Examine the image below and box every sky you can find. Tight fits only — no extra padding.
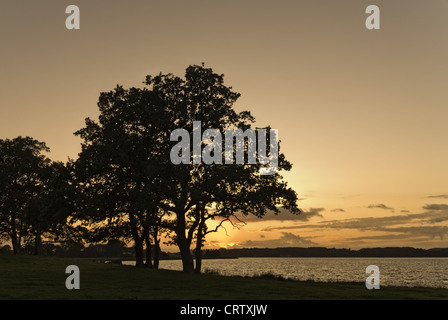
[1,0,448,250]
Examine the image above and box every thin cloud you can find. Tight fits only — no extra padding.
[427,194,448,199]
[367,204,394,211]
[380,226,448,240]
[262,208,448,232]
[237,232,317,248]
[238,207,324,222]
[330,208,345,212]
[423,204,448,211]
[348,226,448,241]
[347,234,424,242]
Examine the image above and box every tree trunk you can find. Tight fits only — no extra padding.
[195,239,203,274]
[195,206,205,274]
[179,240,194,273]
[129,213,145,267]
[144,232,153,268]
[176,210,194,273]
[10,213,20,254]
[134,238,145,267]
[34,224,43,255]
[153,225,160,269]
[34,232,42,255]
[10,232,20,254]
[154,238,160,269]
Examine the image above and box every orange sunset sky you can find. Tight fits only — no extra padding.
[1,1,448,250]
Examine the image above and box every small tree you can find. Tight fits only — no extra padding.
[29,161,75,255]
[0,136,50,253]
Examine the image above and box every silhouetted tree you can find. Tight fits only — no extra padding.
[73,85,168,267]
[29,161,77,255]
[143,64,300,273]
[0,137,50,253]
[74,64,300,273]
[189,131,300,273]
[0,137,75,255]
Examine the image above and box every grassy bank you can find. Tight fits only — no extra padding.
[0,255,447,300]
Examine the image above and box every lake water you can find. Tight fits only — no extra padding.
[126,257,448,289]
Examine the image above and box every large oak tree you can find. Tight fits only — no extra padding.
[74,64,300,273]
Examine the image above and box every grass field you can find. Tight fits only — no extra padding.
[1,254,447,300]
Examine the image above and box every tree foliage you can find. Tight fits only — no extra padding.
[74,64,300,273]
[0,137,72,254]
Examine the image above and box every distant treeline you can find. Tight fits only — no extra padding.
[0,241,176,260]
[205,247,448,258]
[2,244,447,259]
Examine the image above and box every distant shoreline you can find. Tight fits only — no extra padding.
[211,246,448,258]
[70,246,448,262]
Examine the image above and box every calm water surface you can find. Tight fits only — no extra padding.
[138,257,448,288]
